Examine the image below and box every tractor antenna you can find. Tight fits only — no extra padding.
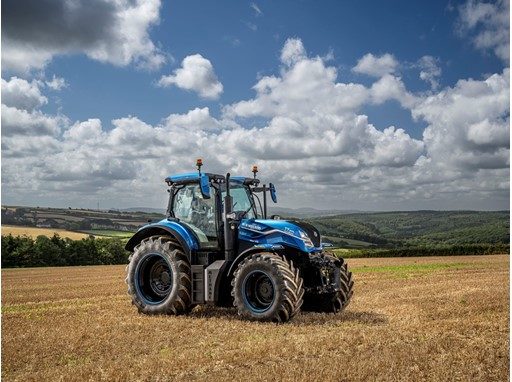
[196,158,203,175]
[252,165,258,179]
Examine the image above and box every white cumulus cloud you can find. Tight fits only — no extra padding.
[456,0,510,61]
[413,69,510,171]
[280,38,307,66]
[158,54,224,100]
[2,0,166,73]
[352,53,399,77]
[1,77,47,111]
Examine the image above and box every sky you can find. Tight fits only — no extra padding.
[1,0,510,211]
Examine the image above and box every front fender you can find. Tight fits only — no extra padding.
[125,219,199,257]
[226,243,285,281]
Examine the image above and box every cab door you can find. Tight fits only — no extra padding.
[172,183,219,249]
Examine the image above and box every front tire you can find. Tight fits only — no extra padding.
[125,236,192,315]
[231,253,304,322]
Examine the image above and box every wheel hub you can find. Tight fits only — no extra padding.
[161,271,171,285]
[243,271,275,312]
[135,254,173,304]
[256,278,273,302]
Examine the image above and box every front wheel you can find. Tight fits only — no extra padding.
[125,236,192,315]
[231,253,304,322]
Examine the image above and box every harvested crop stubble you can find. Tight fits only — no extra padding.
[1,255,509,381]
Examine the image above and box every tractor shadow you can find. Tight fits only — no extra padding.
[296,310,388,326]
[188,306,388,326]
[188,306,240,320]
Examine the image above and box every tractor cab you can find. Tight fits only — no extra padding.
[164,161,277,255]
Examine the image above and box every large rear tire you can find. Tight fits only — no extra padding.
[303,254,354,313]
[126,236,192,315]
[231,253,304,323]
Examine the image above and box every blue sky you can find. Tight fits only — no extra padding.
[41,0,504,133]
[1,0,510,210]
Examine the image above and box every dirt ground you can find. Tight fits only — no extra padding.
[2,255,509,381]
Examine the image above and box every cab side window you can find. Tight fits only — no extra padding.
[173,184,217,245]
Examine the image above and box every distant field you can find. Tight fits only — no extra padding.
[79,229,133,238]
[1,226,133,240]
[324,235,375,247]
[2,255,508,381]
[3,206,508,251]
[1,225,89,240]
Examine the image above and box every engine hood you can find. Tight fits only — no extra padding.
[283,220,322,247]
[240,219,321,248]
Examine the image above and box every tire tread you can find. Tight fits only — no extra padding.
[231,252,304,323]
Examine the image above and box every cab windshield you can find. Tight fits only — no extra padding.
[222,184,257,219]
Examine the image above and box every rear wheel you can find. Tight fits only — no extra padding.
[125,236,192,315]
[232,253,304,322]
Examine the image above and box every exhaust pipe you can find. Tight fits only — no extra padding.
[224,173,235,261]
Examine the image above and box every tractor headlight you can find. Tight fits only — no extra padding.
[299,230,314,247]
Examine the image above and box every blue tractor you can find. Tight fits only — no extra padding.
[125,160,353,322]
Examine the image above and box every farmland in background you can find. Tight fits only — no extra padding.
[1,206,509,268]
[2,206,508,247]
[75,230,133,238]
[1,225,135,240]
[2,255,508,381]
[305,210,509,248]
[1,205,163,237]
[1,225,90,240]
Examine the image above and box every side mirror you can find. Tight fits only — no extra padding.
[199,174,211,199]
[269,183,277,203]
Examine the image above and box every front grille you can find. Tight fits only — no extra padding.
[287,220,321,247]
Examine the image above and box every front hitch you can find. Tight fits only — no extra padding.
[301,252,354,313]
[304,253,342,294]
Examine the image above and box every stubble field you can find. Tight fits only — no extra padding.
[2,255,509,381]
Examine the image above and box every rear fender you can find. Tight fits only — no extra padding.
[125,221,199,260]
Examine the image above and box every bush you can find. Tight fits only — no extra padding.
[1,234,130,268]
[2,234,509,268]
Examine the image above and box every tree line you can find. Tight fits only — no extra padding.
[2,234,129,268]
[2,234,509,268]
[338,244,510,258]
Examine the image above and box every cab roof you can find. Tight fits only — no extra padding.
[165,172,223,185]
[165,173,259,186]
